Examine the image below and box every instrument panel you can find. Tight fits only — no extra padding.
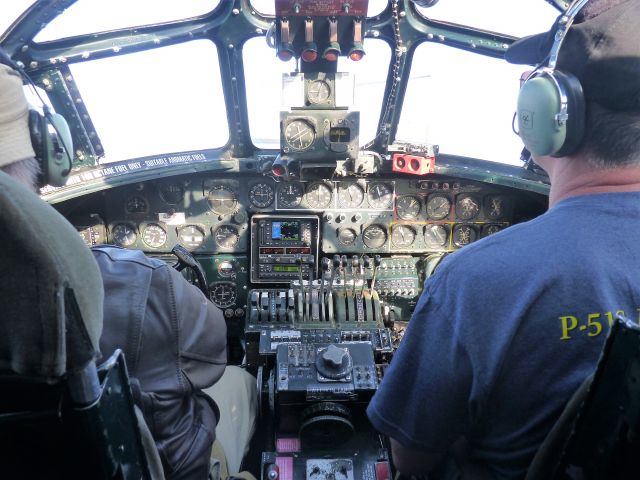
[65,171,545,321]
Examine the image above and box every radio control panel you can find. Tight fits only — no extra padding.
[250,214,320,283]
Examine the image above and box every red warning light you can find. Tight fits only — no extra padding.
[302,47,318,62]
[349,48,365,61]
[272,163,287,177]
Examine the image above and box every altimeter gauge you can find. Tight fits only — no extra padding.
[284,119,315,151]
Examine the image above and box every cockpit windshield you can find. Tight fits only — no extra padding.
[0,0,559,181]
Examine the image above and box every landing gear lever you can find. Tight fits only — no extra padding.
[172,244,209,297]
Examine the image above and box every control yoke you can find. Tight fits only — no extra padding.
[171,244,209,298]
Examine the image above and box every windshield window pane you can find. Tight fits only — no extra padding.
[417,0,558,37]
[69,40,227,163]
[397,42,525,165]
[244,37,390,149]
[0,0,35,38]
[35,0,221,42]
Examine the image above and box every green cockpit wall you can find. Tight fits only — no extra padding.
[1,0,566,174]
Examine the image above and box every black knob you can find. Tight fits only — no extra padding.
[322,257,331,271]
[374,255,382,267]
[363,255,371,268]
[341,255,348,268]
[322,344,348,368]
[351,255,359,268]
[332,254,341,269]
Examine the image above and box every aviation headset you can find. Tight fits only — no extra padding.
[516,0,589,158]
[0,48,73,187]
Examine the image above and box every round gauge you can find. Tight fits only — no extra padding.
[338,183,364,208]
[217,260,235,277]
[249,182,275,208]
[110,223,137,247]
[425,224,449,248]
[455,195,481,220]
[362,224,388,249]
[395,195,421,220]
[305,182,333,209]
[486,195,506,219]
[453,224,477,247]
[214,225,240,249]
[207,185,238,215]
[426,195,451,220]
[284,119,315,151]
[177,225,205,249]
[338,227,357,246]
[210,283,237,308]
[367,183,394,209]
[142,223,167,249]
[307,80,331,105]
[391,225,416,248]
[125,195,148,214]
[484,224,504,236]
[159,183,184,205]
[278,183,304,208]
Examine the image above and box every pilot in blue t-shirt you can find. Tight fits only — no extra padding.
[367,192,640,478]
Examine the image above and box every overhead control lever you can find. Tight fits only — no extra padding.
[172,244,209,297]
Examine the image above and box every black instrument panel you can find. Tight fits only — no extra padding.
[64,172,546,321]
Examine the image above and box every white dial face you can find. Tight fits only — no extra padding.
[142,223,167,249]
[284,119,315,151]
[307,80,331,104]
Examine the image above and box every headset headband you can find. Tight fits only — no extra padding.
[548,0,590,69]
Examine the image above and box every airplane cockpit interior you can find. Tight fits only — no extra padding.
[6,0,626,479]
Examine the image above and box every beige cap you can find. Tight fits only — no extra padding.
[0,64,36,168]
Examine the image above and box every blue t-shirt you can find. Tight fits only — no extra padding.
[367,192,640,479]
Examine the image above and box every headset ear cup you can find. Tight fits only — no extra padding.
[552,70,585,157]
[28,109,47,183]
[45,112,73,187]
[517,75,567,157]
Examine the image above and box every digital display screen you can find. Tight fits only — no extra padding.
[273,265,300,272]
[271,221,300,241]
[260,247,285,254]
[286,247,310,254]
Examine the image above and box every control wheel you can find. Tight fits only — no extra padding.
[299,402,354,448]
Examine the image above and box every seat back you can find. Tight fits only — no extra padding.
[0,172,157,479]
[527,315,640,479]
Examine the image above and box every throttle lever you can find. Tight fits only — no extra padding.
[172,244,209,298]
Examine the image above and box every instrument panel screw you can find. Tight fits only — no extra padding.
[232,8,240,15]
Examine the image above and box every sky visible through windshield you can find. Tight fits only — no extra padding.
[1,0,558,167]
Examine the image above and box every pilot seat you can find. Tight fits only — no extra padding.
[0,171,163,479]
